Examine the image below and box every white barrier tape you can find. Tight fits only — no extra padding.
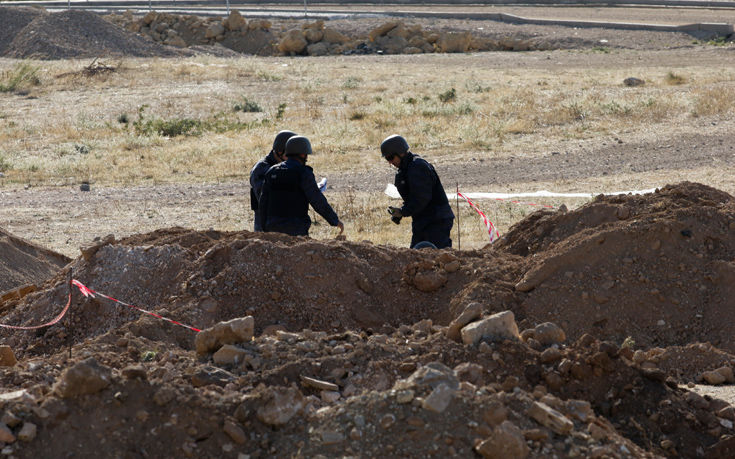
[384,184,657,201]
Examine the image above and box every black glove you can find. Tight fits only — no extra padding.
[387,206,403,217]
[391,215,402,225]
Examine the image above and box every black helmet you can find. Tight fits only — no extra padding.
[285,136,312,156]
[272,130,297,153]
[380,134,409,158]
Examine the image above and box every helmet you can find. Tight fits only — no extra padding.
[285,136,312,156]
[272,130,297,153]
[380,134,409,158]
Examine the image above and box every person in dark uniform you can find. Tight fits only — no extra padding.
[258,135,344,237]
[249,130,297,231]
[381,134,454,249]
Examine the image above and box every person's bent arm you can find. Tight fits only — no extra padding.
[301,168,340,226]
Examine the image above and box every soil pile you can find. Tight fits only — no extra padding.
[2,9,184,59]
[0,181,734,457]
[0,227,70,296]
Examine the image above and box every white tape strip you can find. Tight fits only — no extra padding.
[384,184,657,200]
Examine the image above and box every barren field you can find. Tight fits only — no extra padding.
[0,5,735,459]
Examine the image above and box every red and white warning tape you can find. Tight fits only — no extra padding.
[0,280,200,333]
[457,192,501,242]
[71,280,201,332]
[0,289,72,330]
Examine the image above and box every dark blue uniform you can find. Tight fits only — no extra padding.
[395,152,454,249]
[249,151,280,231]
[258,158,340,236]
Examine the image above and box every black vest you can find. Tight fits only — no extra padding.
[265,164,309,219]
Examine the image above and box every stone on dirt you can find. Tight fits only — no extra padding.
[256,386,305,426]
[195,316,254,355]
[0,345,17,367]
[528,401,573,435]
[52,357,112,398]
[476,420,530,459]
[446,302,483,342]
[461,311,519,345]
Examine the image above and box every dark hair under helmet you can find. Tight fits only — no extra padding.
[272,130,297,153]
[380,135,409,158]
[285,136,313,157]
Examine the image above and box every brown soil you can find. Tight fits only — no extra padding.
[2,6,735,459]
[1,182,735,458]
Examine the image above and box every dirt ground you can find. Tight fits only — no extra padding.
[1,6,735,459]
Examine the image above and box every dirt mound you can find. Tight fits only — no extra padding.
[494,182,735,352]
[2,9,184,59]
[1,181,735,457]
[0,227,70,296]
[0,6,46,56]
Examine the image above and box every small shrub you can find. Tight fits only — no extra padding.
[0,62,40,93]
[141,350,157,362]
[349,111,366,121]
[404,97,417,104]
[706,36,728,46]
[342,76,362,89]
[117,113,129,124]
[0,154,11,172]
[665,72,685,85]
[591,46,610,53]
[233,97,263,113]
[276,103,287,120]
[621,336,635,349]
[438,88,456,103]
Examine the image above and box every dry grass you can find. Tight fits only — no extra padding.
[0,55,733,187]
[0,52,734,251]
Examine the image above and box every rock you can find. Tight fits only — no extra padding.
[17,422,37,442]
[278,29,308,55]
[322,27,349,44]
[306,42,329,56]
[461,311,519,346]
[223,420,246,444]
[369,21,401,41]
[454,362,484,386]
[301,375,339,392]
[121,365,147,380]
[475,421,529,459]
[528,401,573,435]
[224,10,246,31]
[702,370,727,385]
[540,347,562,364]
[190,367,235,387]
[0,424,15,443]
[53,358,112,398]
[533,322,566,346]
[205,23,225,39]
[715,366,735,383]
[213,344,248,366]
[624,77,645,86]
[422,383,454,413]
[436,32,472,53]
[0,346,17,367]
[195,316,254,355]
[588,422,609,441]
[321,390,340,403]
[80,234,115,261]
[1,412,20,428]
[256,387,304,426]
[394,362,459,391]
[446,302,483,341]
[412,270,447,292]
[566,400,593,422]
[303,23,324,43]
